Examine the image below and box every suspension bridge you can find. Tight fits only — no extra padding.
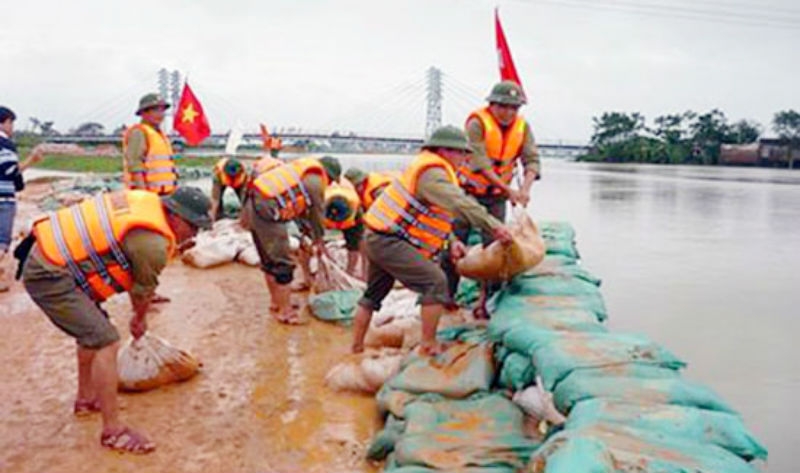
[47,68,590,158]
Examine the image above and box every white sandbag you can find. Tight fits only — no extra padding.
[325,349,404,393]
[512,378,566,425]
[312,253,365,293]
[372,289,418,326]
[364,317,421,350]
[237,245,261,267]
[117,334,201,392]
[457,208,546,281]
[182,219,257,268]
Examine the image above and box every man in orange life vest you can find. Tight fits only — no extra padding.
[19,187,211,454]
[445,80,541,317]
[122,94,179,196]
[323,176,365,276]
[243,155,341,324]
[351,126,513,356]
[210,157,248,221]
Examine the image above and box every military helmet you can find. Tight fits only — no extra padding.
[162,187,212,230]
[223,158,244,177]
[319,155,342,181]
[344,167,368,186]
[421,125,473,153]
[136,93,171,116]
[486,80,526,106]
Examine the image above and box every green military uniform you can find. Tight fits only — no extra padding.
[359,128,502,311]
[123,127,149,185]
[22,231,169,349]
[245,171,329,283]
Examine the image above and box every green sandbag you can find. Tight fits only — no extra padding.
[393,395,539,472]
[367,414,406,461]
[539,221,576,242]
[526,332,686,391]
[566,399,768,460]
[488,298,606,342]
[495,351,536,391]
[388,466,515,473]
[307,289,360,323]
[455,278,481,308]
[553,372,735,414]
[528,424,758,473]
[508,274,602,297]
[494,283,608,322]
[522,258,602,286]
[567,364,681,380]
[377,338,496,418]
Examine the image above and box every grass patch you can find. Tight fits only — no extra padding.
[29,154,221,173]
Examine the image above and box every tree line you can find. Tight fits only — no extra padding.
[579,109,800,166]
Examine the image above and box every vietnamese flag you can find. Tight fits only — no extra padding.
[495,8,526,97]
[173,82,210,146]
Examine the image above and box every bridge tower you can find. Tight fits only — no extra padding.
[425,67,442,139]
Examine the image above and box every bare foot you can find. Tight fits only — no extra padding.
[273,310,306,325]
[269,299,302,313]
[351,342,364,354]
[418,341,447,357]
[100,426,156,454]
[73,398,101,417]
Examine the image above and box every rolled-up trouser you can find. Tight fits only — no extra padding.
[243,194,295,284]
[357,230,449,311]
[443,195,508,300]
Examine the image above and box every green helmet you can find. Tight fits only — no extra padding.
[223,158,244,177]
[422,125,473,153]
[319,155,342,181]
[344,167,368,186]
[136,93,170,115]
[486,80,526,106]
[162,187,212,230]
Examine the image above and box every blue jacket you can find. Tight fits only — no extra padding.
[0,133,23,199]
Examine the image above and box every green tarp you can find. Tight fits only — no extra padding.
[308,289,360,323]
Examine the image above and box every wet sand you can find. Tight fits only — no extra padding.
[0,261,382,473]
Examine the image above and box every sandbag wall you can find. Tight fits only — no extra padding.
[368,221,767,473]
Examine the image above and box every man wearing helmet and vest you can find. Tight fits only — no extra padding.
[122,94,179,196]
[343,167,399,211]
[323,176,364,276]
[244,155,342,324]
[445,80,541,318]
[210,157,248,221]
[351,126,513,356]
[19,187,211,455]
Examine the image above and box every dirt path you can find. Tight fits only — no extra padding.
[0,262,381,473]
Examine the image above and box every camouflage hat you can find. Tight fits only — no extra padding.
[421,125,474,153]
[162,187,212,230]
[344,167,367,186]
[136,93,171,116]
[319,155,342,181]
[486,80,526,106]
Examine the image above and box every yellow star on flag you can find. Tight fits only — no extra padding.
[181,103,199,124]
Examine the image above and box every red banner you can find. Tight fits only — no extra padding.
[173,82,210,146]
[495,8,525,96]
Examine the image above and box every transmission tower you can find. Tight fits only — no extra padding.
[425,67,442,139]
[157,68,170,105]
[170,70,182,111]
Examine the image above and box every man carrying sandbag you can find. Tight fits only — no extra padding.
[210,157,248,221]
[19,187,211,454]
[244,155,341,324]
[445,80,541,318]
[351,126,512,356]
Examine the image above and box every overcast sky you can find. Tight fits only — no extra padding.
[1,0,798,142]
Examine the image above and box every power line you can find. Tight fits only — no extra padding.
[509,0,800,29]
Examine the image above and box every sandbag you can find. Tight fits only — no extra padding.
[457,209,545,282]
[527,424,758,473]
[566,399,768,460]
[325,348,404,394]
[512,383,566,425]
[495,349,536,391]
[365,317,421,350]
[181,219,255,268]
[488,298,606,342]
[393,395,539,472]
[117,334,201,391]
[552,372,735,414]
[312,252,364,293]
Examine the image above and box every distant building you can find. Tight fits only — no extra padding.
[720,139,797,168]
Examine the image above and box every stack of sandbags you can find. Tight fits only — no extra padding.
[117,334,201,391]
[181,219,258,268]
[325,348,404,394]
[457,208,545,281]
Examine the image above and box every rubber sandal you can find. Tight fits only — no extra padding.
[100,427,155,454]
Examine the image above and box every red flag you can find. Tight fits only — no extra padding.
[495,8,525,96]
[173,82,210,146]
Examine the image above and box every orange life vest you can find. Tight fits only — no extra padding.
[251,156,283,177]
[364,151,458,258]
[458,107,526,197]
[122,122,178,196]
[213,158,248,189]
[33,190,177,302]
[251,157,329,221]
[359,171,400,210]
[324,178,361,230]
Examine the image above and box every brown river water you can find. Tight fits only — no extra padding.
[1,157,796,472]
